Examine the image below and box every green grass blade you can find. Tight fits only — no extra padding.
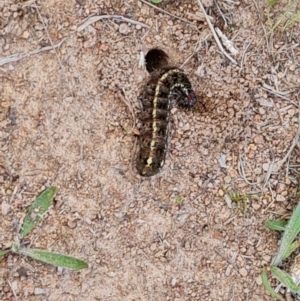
[268,0,277,6]
[283,241,300,260]
[267,0,298,34]
[19,248,88,270]
[271,266,300,295]
[282,10,300,30]
[261,269,283,300]
[265,219,287,231]
[272,201,300,266]
[0,250,8,261]
[20,187,57,237]
[151,0,163,3]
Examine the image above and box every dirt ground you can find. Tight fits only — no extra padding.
[1,0,300,300]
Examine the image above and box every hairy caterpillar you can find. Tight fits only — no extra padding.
[136,49,197,177]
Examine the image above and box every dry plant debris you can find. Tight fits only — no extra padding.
[0,0,300,300]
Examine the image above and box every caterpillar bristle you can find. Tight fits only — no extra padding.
[145,48,169,73]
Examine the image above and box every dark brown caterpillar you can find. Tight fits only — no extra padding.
[136,49,197,177]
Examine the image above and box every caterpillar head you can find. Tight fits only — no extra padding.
[187,90,197,107]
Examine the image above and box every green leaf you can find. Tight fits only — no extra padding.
[268,0,277,6]
[271,266,300,295]
[283,240,300,260]
[20,187,57,237]
[261,268,283,300]
[11,243,20,253]
[151,0,163,3]
[0,250,8,261]
[265,219,287,231]
[19,248,88,270]
[272,201,300,266]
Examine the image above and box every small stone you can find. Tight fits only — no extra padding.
[98,44,109,51]
[22,31,30,39]
[252,203,260,210]
[136,24,142,30]
[276,183,286,194]
[256,275,262,285]
[119,23,129,34]
[57,266,63,274]
[65,97,74,103]
[239,267,248,277]
[253,114,261,122]
[247,151,255,159]
[218,189,224,197]
[23,283,34,294]
[288,109,295,116]
[10,4,18,11]
[34,288,45,295]
[183,123,190,131]
[11,281,18,291]
[67,220,77,229]
[224,176,231,184]
[171,277,177,286]
[277,72,285,79]
[1,201,11,215]
[276,194,285,202]
[3,286,10,293]
[150,243,156,251]
[263,255,271,262]
[254,135,264,144]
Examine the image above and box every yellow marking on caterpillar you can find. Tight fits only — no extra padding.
[146,157,153,166]
[170,83,188,96]
[160,69,180,81]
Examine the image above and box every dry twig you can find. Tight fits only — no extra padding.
[238,155,259,186]
[7,280,19,301]
[262,83,297,106]
[77,15,150,32]
[139,0,198,29]
[215,27,239,55]
[118,89,136,131]
[0,38,67,67]
[264,98,300,178]
[34,2,65,72]
[195,0,238,65]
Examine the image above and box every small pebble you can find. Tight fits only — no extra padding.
[239,267,248,277]
[67,220,77,229]
[22,31,30,39]
[224,176,231,184]
[3,286,10,293]
[1,201,11,216]
[276,194,285,202]
[119,23,129,35]
[34,288,45,295]
[276,183,286,194]
[150,243,156,251]
[256,275,262,285]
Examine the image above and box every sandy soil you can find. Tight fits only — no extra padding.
[1,0,300,300]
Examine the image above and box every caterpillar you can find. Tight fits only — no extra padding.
[136,49,197,177]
